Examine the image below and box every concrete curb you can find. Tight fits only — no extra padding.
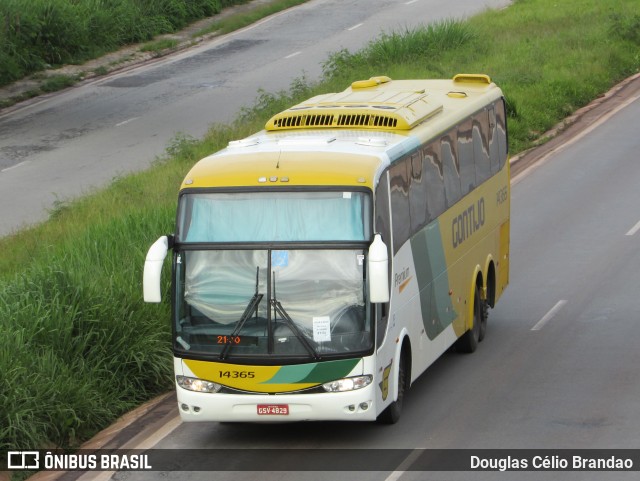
[23,392,178,481]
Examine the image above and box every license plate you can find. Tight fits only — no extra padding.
[257,404,289,415]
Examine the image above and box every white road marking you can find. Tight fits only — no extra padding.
[531,300,568,331]
[348,23,363,31]
[405,0,420,4]
[133,414,182,450]
[626,219,640,236]
[384,449,424,481]
[115,117,139,127]
[1,160,30,173]
[284,51,301,59]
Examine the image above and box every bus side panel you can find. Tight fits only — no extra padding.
[377,240,422,393]
[410,222,456,341]
[375,159,509,407]
[437,165,510,331]
[498,219,510,301]
[374,238,459,414]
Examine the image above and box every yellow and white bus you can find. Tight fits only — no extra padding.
[144,74,509,423]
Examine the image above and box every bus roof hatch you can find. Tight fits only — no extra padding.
[265,77,443,132]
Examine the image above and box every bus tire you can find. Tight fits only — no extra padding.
[478,295,489,342]
[378,349,408,424]
[456,285,481,353]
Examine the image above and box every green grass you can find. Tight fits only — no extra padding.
[1,0,639,452]
[0,0,258,86]
[194,0,310,37]
[39,74,80,92]
[140,38,180,54]
[92,66,109,76]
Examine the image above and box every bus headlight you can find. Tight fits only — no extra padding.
[176,375,222,393]
[322,375,372,393]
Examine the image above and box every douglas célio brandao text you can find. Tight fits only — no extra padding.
[470,454,634,471]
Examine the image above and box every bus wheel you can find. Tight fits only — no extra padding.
[378,351,407,424]
[478,294,489,342]
[456,285,481,353]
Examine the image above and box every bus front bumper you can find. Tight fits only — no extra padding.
[176,383,378,422]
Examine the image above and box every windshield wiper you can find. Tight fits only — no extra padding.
[270,271,320,360]
[220,267,263,360]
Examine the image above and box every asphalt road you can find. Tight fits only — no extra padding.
[0,0,509,236]
[76,83,640,481]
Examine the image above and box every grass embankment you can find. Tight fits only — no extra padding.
[0,0,255,86]
[194,0,311,37]
[1,0,639,453]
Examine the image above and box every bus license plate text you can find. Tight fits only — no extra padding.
[257,404,289,415]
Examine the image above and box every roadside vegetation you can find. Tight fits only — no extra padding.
[0,0,313,110]
[0,0,254,86]
[1,0,639,455]
[194,0,310,36]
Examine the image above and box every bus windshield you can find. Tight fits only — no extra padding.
[174,249,372,360]
[177,191,370,243]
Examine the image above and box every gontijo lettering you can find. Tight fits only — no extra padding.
[452,198,485,248]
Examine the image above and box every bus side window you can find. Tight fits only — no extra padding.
[374,172,391,349]
[473,110,491,184]
[488,106,500,175]
[457,119,475,195]
[389,158,411,254]
[375,173,391,247]
[409,150,428,232]
[496,99,508,169]
[441,133,462,208]
[423,141,446,223]
[376,302,389,350]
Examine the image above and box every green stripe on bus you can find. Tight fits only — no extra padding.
[262,358,360,384]
[410,221,457,340]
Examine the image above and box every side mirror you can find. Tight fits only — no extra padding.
[143,236,170,303]
[368,233,390,303]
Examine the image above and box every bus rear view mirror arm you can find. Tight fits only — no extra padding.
[143,235,173,303]
[368,233,390,304]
